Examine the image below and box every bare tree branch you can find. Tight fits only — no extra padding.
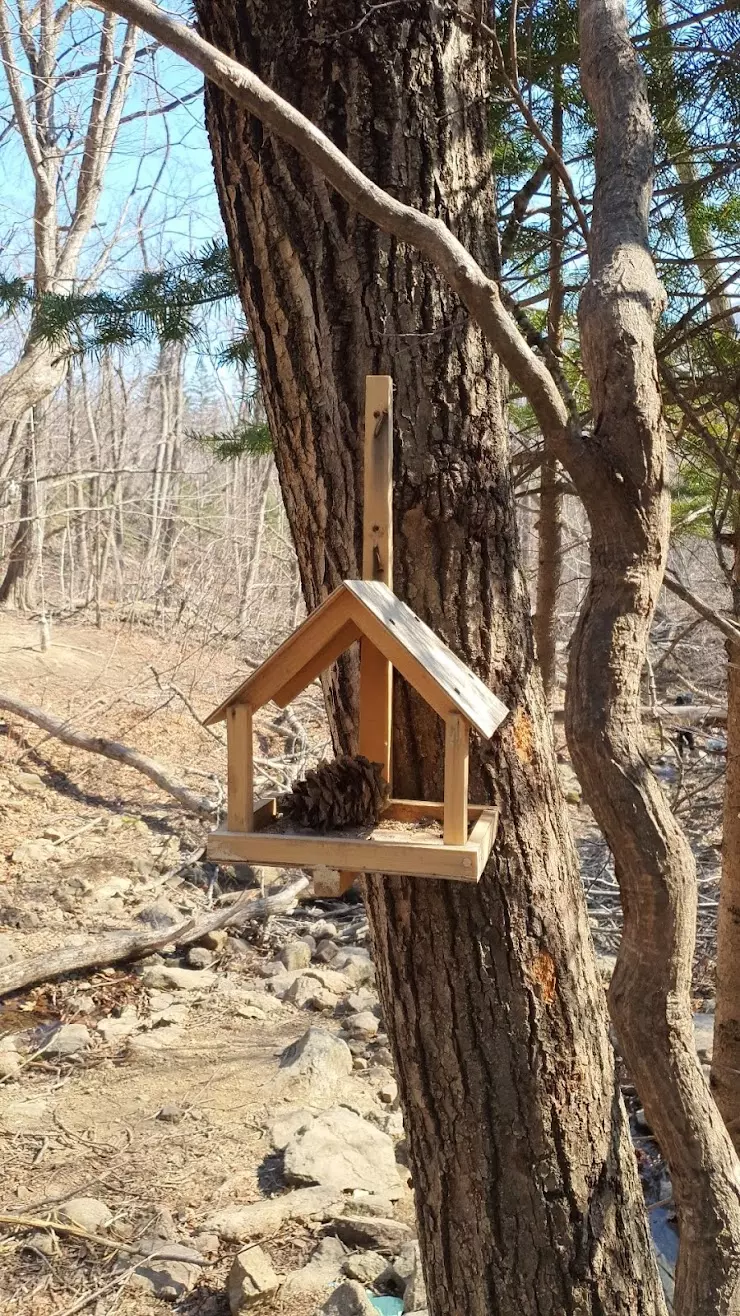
[0,689,218,816]
[663,570,740,644]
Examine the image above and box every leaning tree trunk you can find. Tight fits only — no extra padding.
[713,543,740,1147]
[567,0,740,1310]
[197,4,664,1312]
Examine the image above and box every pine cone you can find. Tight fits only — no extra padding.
[279,754,390,831]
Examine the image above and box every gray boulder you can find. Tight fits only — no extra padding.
[332,948,375,987]
[283,1106,401,1198]
[282,1235,346,1295]
[43,1023,91,1057]
[141,965,216,991]
[207,1186,339,1242]
[61,1197,113,1232]
[318,1280,378,1316]
[344,1011,379,1041]
[342,1250,388,1284]
[280,940,312,971]
[328,1215,414,1254]
[134,899,182,929]
[227,1245,280,1312]
[278,1027,353,1103]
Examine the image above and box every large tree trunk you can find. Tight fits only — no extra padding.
[567,0,740,1310]
[196,4,664,1311]
[0,429,33,606]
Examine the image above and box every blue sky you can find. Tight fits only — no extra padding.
[0,9,223,286]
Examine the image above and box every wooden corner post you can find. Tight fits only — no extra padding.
[227,702,254,832]
[358,375,393,781]
[444,713,469,845]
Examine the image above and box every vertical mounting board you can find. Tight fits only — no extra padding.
[359,375,394,783]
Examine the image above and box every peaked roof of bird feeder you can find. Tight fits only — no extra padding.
[205,578,508,740]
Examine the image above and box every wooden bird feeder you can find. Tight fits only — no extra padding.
[205,377,508,892]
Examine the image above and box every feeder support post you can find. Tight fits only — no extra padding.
[359,375,393,784]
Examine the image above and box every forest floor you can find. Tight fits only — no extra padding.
[0,612,724,1314]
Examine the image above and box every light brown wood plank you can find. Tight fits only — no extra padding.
[227,703,253,831]
[345,579,508,740]
[467,806,499,869]
[359,638,393,780]
[204,586,354,722]
[383,799,485,823]
[362,375,393,584]
[443,713,469,845]
[273,620,361,707]
[207,827,480,881]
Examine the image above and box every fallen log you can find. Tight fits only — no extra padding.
[0,690,219,817]
[552,703,727,726]
[0,875,309,998]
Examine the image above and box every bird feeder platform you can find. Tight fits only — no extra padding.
[204,377,508,891]
[208,793,500,884]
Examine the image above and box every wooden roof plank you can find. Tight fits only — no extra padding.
[205,579,509,740]
[273,620,362,707]
[344,580,508,739]
[203,586,353,723]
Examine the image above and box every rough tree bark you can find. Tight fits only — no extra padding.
[192,5,663,1313]
[534,72,565,702]
[713,541,740,1147]
[567,0,740,1310]
[645,0,740,1154]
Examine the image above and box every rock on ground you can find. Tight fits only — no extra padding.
[227,1245,280,1312]
[187,946,214,969]
[141,965,216,991]
[134,899,182,929]
[280,940,312,971]
[318,1280,379,1316]
[268,1108,316,1150]
[328,1215,414,1254]
[283,1106,401,1198]
[342,1250,388,1284]
[128,1258,200,1300]
[344,1011,379,1041]
[42,1023,91,1057]
[61,1197,113,1232]
[0,1037,21,1079]
[207,1186,339,1242]
[277,1027,353,1104]
[332,948,375,987]
[97,1006,138,1043]
[286,976,338,1011]
[282,1235,347,1296]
